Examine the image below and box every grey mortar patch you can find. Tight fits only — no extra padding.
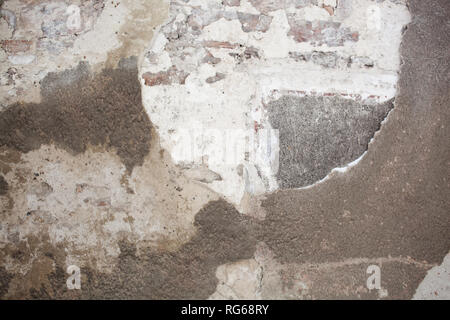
[0,175,8,195]
[0,57,152,174]
[267,95,393,189]
[257,0,450,299]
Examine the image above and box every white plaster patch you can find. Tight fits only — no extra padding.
[413,253,450,300]
[141,0,411,206]
[209,259,263,300]
[8,54,35,65]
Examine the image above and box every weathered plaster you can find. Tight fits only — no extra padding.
[0,0,448,300]
[0,59,217,275]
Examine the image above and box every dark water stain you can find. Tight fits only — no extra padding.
[0,57,152,173]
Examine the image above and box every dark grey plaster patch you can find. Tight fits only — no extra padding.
[0,175,7,195]
[267,95,393,189]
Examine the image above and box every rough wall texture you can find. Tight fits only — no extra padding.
[0,0,449,300]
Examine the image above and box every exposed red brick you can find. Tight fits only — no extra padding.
[237,13,273,33]
[0,40,32,53]
[142,66,189,86]
[287,19,359,46]
[288,22,312,43]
